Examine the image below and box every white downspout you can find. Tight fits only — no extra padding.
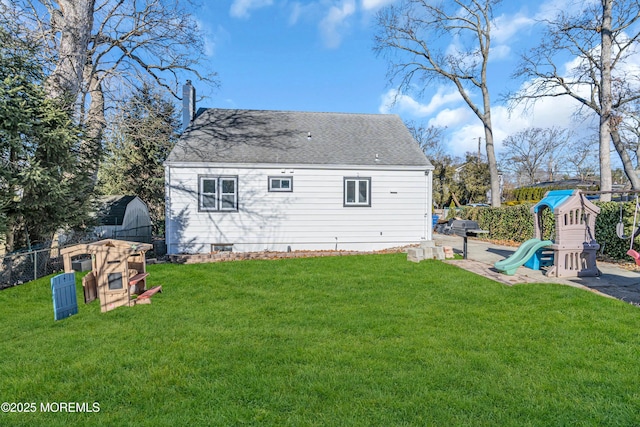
[426,169,433,241]
[164,165,171,254]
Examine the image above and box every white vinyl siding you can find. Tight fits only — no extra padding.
[167,166,429,254]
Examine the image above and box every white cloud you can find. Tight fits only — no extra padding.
[378,82,591,159]
[429,107,474,129]
[230,0,273,19]
[319,0,356,49]
[288,1,324,26]
[379,87,463,116]
[492,13,535,45]
[195,20,230,57]
[289,2,303,25]
[490,44,511,60]
[442,94,589,158]
[486,12,535,62]
[444,123,486,157]
[533,0,598,21]
[361,0,396,11]
[563,31,640,80]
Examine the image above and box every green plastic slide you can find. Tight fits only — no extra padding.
[494,238,553,276]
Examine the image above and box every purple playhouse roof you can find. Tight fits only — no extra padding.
[532,190,575,213]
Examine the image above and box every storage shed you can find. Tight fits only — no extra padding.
[94,195,152,243]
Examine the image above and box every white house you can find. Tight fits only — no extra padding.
[164,84,434,254]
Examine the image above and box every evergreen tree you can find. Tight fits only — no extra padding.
[97,84,179,234]
[0,22,91,251]
[452,154,491,205]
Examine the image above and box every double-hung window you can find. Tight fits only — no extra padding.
[344,177,371,207]
[199,176,238,211]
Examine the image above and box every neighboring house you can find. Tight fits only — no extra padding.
[163,83,434,254]
[93,195,152,243]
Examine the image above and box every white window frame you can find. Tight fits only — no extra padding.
[344,177,371,207]
[219,177,238,211]
[268,176,293,192]
[199,176,238,212]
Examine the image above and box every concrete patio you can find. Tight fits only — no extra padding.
[433,233,640,306]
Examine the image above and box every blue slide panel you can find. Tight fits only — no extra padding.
[494,239,553,276]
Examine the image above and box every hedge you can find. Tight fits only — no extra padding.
[449,202,640,262]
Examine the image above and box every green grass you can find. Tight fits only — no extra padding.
[1,253,639,426]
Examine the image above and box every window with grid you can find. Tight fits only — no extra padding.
[199,176,238,211]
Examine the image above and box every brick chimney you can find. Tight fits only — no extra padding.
[182,80,196,132]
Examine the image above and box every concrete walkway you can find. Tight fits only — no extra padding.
[433,233,640,306]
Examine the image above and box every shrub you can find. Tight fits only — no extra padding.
[454,201,638,261]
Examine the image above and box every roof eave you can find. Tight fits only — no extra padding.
[164,161,433,171]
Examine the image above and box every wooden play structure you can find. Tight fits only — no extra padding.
[61,239,162,313]
[531,190,600,277]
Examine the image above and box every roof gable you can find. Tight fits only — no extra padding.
[166,109,431,168]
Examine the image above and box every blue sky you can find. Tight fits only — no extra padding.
[191,0,639,158]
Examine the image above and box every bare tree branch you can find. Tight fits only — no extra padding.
[374,0,503,206]
[509,0,640,197]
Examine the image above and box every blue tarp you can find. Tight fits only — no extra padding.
[532,189,575,213]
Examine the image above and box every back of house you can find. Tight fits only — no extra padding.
[164,99,433,254]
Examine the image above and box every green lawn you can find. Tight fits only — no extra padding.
[1,253,639,426]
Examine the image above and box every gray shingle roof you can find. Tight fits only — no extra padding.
[166,108,432,167]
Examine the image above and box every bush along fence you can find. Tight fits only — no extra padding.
[451,201,640,261]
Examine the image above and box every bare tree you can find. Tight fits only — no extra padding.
[39,0,96,105]
[406,122,458,208]
[618,99,640,167]
[564,137,599,182]
[374,0,503,207]
[405,121,447,159]
[510,0,640,201]
[12,0,217,182]
[500,127,569,185]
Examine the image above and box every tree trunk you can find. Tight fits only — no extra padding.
[599,0,614,201]
[481,88,501,207]
[611,128,640,188]
[5,218,16,254]
[45,0,95,105]
[484,126,501,206]
[81,71,106,185]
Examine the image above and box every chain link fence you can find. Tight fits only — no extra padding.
[0,247,64,290]
[94,225,152,244]
[0,233,166,290]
